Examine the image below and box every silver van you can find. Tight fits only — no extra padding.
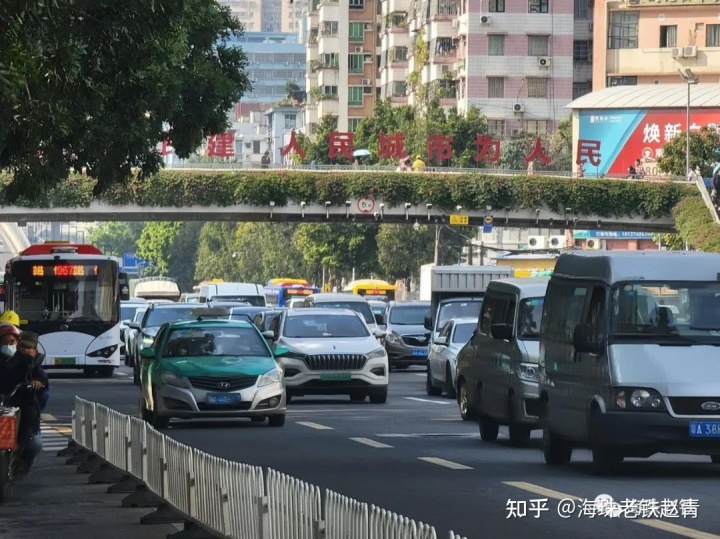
[455,278,548,444]
[540,251,720,474]
[300,293,384,337]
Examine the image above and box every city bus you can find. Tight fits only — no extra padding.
[265,278,320,307]
[2,243,129,377]
[342,279,396,302]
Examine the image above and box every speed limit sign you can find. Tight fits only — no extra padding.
[357,195,375,214]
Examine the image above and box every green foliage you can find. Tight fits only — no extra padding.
[300,114,340,164]
[137,222,202,291]
[658,127,720,178]
[87,222,145,257]
[651,233,684,250]
[194,223,242,282]
[672,197,720,252]
[295,224,378,279]
[0,0,251,202]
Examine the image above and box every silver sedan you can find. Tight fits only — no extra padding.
[426,318,477,400]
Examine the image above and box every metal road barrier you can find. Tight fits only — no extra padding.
[67,396,468,539]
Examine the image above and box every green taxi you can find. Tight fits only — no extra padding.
[139,316,288,428]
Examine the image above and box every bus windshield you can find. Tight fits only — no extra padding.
[211,295,265,306]
[10,260,118,323]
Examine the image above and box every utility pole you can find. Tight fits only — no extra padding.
[433,224,440,265]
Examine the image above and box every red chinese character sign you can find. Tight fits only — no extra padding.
[576,139,601,167]
[281,130,306,159]
[207,132,235,157]
[474,134,500,164]
[378,132,405,159]
[524,137,551,166]
[578,108,720,177]
[329,132,354,160]
[427,135,453,161]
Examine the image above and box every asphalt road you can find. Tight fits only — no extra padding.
[44,365,720,539]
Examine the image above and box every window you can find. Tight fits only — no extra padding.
[348,118,362,132]
[439,321,453,340]
[707,24,720,47]
[349,54,364,73]
[322,85,338,95]
[518,297,544,339]
[528,35,549,56]
[541,282,589,343]
[479,293,515,335]
[488,77,504,98]
[436,300,482,330]
[529,0,548,13]
[608,11,638,49]
[321,21,338,35]
[659,25,677,48]
[163,327,271,358]
[524,120,548,135]
[349,22,364,41]
[348,86,364,105]
[252,140,261,154]
[284,114,297,129]
[489,0,505,12]
[607,76,637,87]
[145,307,204,328]
[574,0,588,19]
[488,34,505,56]
[349,0,364,9]
[573,81,591,99]
[527,77,548,98]
[488,119,505,138]
[283,314,370,338]
[573,40,590,62]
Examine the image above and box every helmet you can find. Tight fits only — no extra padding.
[0,310,20,326]
[0,323,20,338]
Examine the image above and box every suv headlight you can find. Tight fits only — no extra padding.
[366,348,387,360]
[517,363,539,383]
[88,344,119,358]
[258,368,282,387]
[161,371,190,388]
[613,387,664,411]
[384,333,400,344]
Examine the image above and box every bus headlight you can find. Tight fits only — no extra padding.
[88,344,119,358]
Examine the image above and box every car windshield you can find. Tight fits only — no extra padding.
[313,301,374,324]
[162,326,270,358]
[610,281,720,342]
[389,305,430,325]
[437,300,482,329]
[121,305,142,322]
[145,307,206,328]
[229,313,252,322]
[283,314,370,338]
[452,323,476,344]
[518,297,544,339]
[212,295,265,306]
[133,309,147,323]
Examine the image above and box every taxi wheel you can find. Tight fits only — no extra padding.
[444,365,456,399]
[268,414,286,427]
[150,392,170,429]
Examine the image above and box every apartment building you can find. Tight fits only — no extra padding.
[593,0,720,90]
[304,0,381,134]
[220,0,263,31]
[283,0,309,33]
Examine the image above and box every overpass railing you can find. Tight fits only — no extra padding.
[65,397,467,539]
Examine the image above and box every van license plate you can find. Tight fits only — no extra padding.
[320,373,351,381]
[207,393,241,405]
[412,349,428,357]
[689,421,720,438]
[54,357,75,365]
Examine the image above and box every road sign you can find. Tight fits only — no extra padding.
[483,215,493,233]
[449,214,469,226]
[357,195,375,214]
[122,252,149,271]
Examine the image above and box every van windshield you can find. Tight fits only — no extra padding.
[436,300,482,330]
[518,297,544,339]
[610,282,720,342]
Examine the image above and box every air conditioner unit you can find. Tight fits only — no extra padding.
[510,128,522,137]
[513,103,525,113]
[684,46,698,58]
[451,19,459,29]
[585,239,602,250]
[549,236,566,248]
[527,236,547,249]
[361,78,371,85]
[538,57,551,67]
[671,48,683,58]
[354,46,364,52]
[364,23,373,30]
[480,15,491,24]
[627,0,639,5]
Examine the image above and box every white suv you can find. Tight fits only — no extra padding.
[269,308,389,403]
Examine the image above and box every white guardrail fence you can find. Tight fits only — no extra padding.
[66,397,469,539]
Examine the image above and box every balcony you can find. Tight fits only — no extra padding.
[320,21,339,36]
[430,38,457,64]
[454,13,468,36]
[430,0,457,19]
[308,29,319,46]
[606,46,720,77]
[385,46,409,67]
[453,58,466,78]
[310,55,340,72]
[427,79,457,105]
[385,12,408,33]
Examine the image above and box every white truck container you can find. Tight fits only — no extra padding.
[130,277,181,302]
[198,282,266,307]
[419,263,434,301]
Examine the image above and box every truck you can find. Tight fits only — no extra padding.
[423,265,513,343]
[130,276,181,302]
[419,263,434,301]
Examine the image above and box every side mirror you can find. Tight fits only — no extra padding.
[435,336,447,345]
[373,328,386,338]
[374,313,384,326]
[573,323,603,355]
[424,315,432,330]
[119,272,130,301]
[140,348,155,361]
[127,322,140,330]
[262,330,275,341]
[274,345,289,358]
[490,323,513,341]
[121,319,131,326]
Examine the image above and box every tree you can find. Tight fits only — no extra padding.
[547,117,572,172]
[657,127,720,178]
[87,222,145,257]
[194,223,242,282]
[445,105,488,168]
[652,233,685,250]
[298,114,341,164]
[137,222,202,291]
[0,1,251,202]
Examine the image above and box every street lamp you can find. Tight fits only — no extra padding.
[678,68,699,179]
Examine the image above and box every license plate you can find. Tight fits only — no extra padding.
[689,421,720,438]
[207,393,241,405]
[54,357,75,365]
[412,349,428,357]
[320,372,352,381]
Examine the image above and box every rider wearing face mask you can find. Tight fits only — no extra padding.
[0,324,20,363]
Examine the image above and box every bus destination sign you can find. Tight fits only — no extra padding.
[286,288,314,296]
[32,264,99,278]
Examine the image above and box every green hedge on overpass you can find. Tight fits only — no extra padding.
[2,170,716,248]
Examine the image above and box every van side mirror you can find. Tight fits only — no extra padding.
[374,313,384,326]
[140,348,155,361]
[424,315,432,330]
[435,336,447,345]
[573,323,603,355]
[491,323,513,341]
[262,330,275,341]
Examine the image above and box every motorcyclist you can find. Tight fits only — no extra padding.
[0,324,20,365]
[0,310,21,327]
[0,331,49,478]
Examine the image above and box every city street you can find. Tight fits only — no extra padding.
[44,366,720,539]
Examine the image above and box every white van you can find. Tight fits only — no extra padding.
[540,251,720,473]
[198,282,266,307]
[301,293,385,337]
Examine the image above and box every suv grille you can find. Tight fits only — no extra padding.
[669,397,720,416]
[189,375,258,392]
[402,334,431,347]
[304,354,367,371]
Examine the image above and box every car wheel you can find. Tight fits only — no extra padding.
[369,388,388,404]
[457,381,475,421]
[99,366,114,378]
[140,397,152,423]
[150,392,169,429]
[542,427,572,466]
[268,414,286,427]
[479,416,499,442]
[444,365,456,399]
[426,368,442,396]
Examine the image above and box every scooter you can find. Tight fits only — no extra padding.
[0,383,31,503]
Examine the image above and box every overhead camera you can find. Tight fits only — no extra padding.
[404,203,412,209]
[300,201,306,208]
